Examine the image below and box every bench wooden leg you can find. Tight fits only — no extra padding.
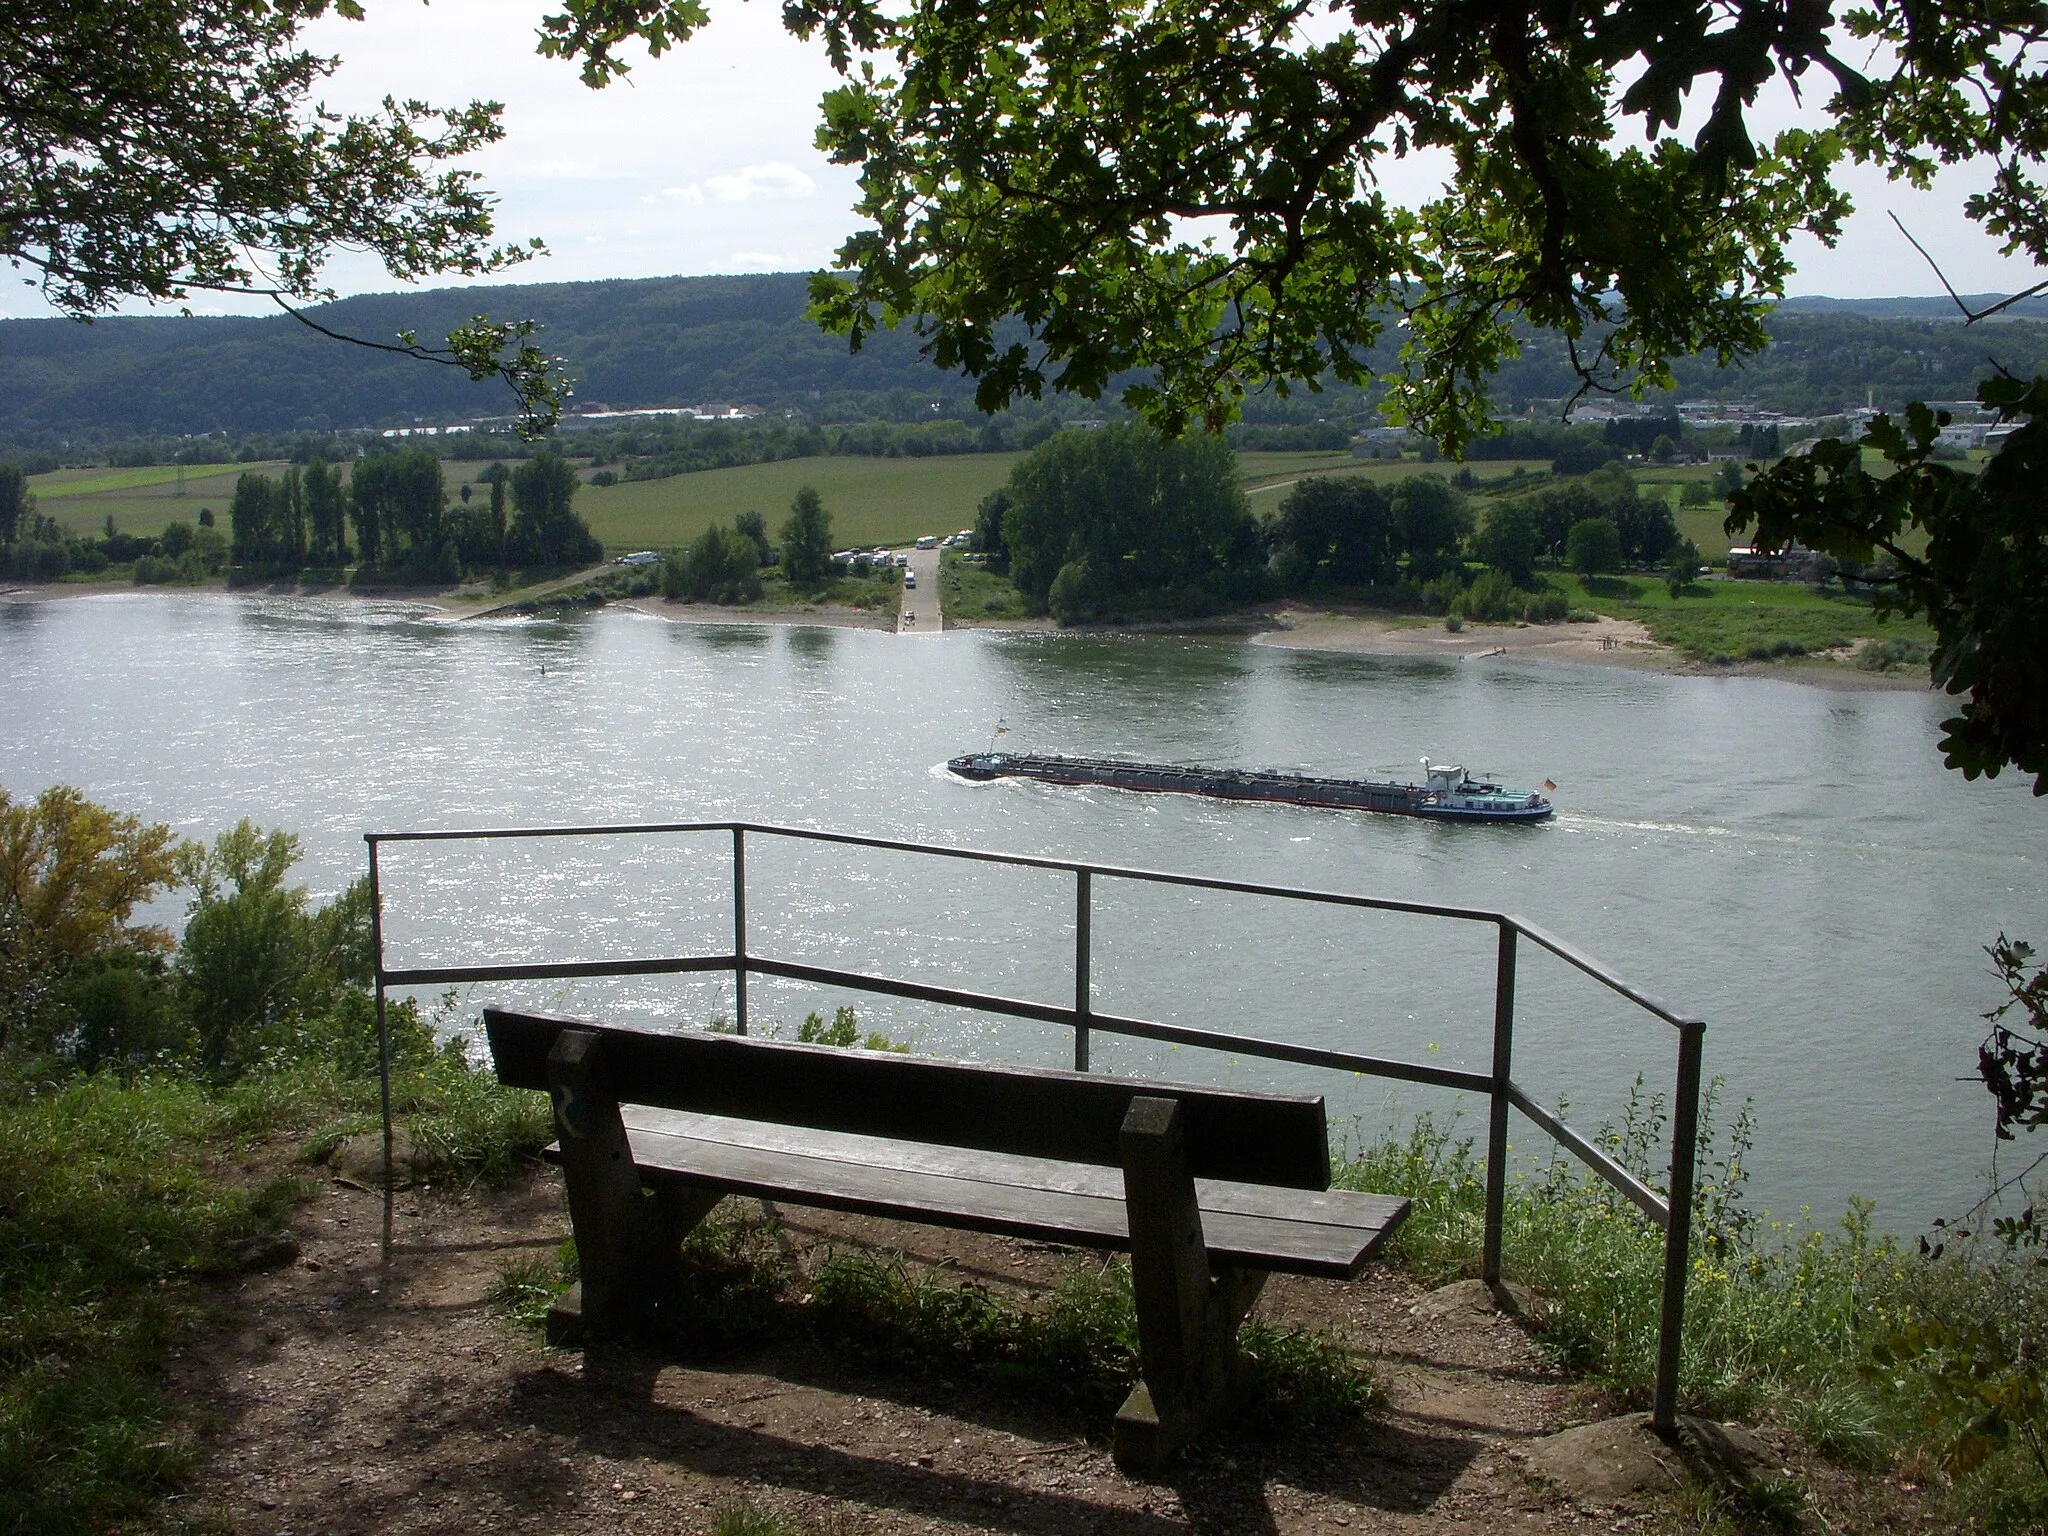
[1114,1095,1269,1472]
[545,1028,670,1343]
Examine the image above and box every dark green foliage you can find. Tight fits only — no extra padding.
[972,486,1012,572]
[732,508,773,566]
[665,523,765,603]
[1389,474,1471,581]
[1731,378,2048,793]
[1267,475,1398,589]
[509,449,600,569]
[0,511,70,580]
[302,457,347,565]
[793,1004,902,1053]
[1568,516,1623,575]
[1002,422,1260,622]
[0,462,24,544]
[1667,536,1703,598]
[1610,483,1681,566]
[1475,500,1539,586]
[779,485,833,586]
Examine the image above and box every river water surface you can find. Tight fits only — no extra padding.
[3,592,2041,1229]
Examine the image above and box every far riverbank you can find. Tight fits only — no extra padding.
[1,576,1930,691]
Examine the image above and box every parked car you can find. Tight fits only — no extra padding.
[904,572,917,589]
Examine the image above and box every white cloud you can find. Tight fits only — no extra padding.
[699,163,819,203]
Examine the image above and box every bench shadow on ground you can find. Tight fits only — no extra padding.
[456,1327,1483,1536]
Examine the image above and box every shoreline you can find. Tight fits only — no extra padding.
[0,578,1929,691]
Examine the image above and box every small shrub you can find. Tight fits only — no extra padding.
[793,1005,905,1053]
[1443,611,1464,632]
[1857,635,1930,673]
[493,1247,574,1330]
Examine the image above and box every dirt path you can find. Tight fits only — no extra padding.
[170,1167,1701,1536]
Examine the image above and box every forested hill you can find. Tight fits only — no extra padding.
[3,272,2047,443]
[0,274,962,442]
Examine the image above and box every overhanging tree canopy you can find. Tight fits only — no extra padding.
[3,0,564,429]
[545,2,2048,450]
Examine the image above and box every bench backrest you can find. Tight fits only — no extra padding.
[485,1007,1331,1191]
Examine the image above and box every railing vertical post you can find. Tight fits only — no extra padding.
[1653,1018,1706,1433]
[732,826,749,1036]
[366,835,393,1263]
[1483,923,1517,1286]
[1074,868,1092,1071]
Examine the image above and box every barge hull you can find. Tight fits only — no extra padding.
[947,752,1552,823]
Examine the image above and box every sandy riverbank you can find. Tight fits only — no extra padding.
[1249,602,1930,692]
[2,580,1928,690]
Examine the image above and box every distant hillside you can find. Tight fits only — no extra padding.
[0,274,969,442]
[4,272,2047,443]
[1776,293,2048,320]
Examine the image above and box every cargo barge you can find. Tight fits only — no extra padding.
[946,752,1553,823]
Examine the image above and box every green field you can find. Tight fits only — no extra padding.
[572,453,1022,551]
[33,462,289,537]
[1239,453,1554,499]
[35,447,1581,552]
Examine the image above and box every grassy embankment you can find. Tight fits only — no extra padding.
[939,549,1034,622]
[0,1039,551,1536]
[1559,574,1936,667]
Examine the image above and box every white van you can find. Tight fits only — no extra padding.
[915,535,939,550]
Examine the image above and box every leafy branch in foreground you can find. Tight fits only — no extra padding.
[3,0,563,434]
[1728,375,2048,793]
[539,3,2048,454]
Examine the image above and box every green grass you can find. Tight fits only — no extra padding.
[32,462,289,538]
[1239,454,1553,500]
[1562,573,1935,664]
[577,451,1559,553]
[939,550,1033,621]
[574,454,1023,552]
[0,1073,308,1536]
[0,1006,554,1536]
[1338,1097,2048,1531]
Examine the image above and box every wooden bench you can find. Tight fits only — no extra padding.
[484,1007,1409,1470]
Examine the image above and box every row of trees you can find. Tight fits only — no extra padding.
[227,448,600,580]
[971,427,1689,622]
[660,489,839,603]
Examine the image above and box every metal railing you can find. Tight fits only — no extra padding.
[365,819,1706,1430]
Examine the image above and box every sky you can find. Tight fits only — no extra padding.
[3,0,2043,321]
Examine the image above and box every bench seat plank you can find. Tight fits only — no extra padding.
[615,1106,1406,1279]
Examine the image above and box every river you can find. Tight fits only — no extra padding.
[3,591,2041,1230]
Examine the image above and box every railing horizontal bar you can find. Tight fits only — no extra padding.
[368,820,1505,925]
[1507,1081,1671,1226]
[1507,915,1698,1031]
[748,825,1509,926]
[737,957,1496,1093]
[368,822,734,845]
[379,955,737,986]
